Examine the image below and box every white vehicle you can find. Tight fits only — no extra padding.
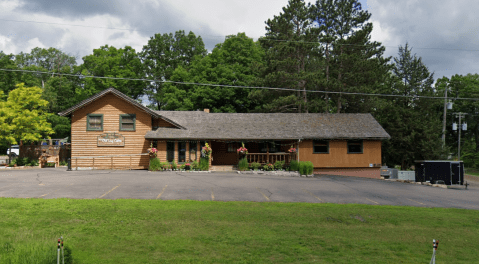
[7,145,19,157]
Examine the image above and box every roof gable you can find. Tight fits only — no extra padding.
[58,88,186,129]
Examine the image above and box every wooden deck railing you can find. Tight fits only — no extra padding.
[71,153,149,170]
[245,153,296,165]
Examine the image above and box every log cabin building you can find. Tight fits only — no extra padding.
[59,88,390,178]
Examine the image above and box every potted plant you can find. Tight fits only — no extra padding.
[237,142,248,155]
[185,163,191,170]
[288,145,297,154]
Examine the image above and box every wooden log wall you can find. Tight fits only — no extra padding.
[299,140,382,168]
[71,93,151,169]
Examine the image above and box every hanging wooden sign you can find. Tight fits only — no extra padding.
[97,133,125,147]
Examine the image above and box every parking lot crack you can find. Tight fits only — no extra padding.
[36,173,44,185]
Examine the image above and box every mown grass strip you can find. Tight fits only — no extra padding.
[0,198,478,264]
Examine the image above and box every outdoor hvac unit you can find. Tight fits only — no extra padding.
[398,171,415,181]
[380,167,398,179]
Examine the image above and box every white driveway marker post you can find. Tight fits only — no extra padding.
[57,238,60,264]
[429,239,439,264]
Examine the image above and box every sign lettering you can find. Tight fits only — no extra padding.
[97,133,125,147]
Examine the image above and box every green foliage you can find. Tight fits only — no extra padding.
[289,160,299,171]
[179,164,186,170]
[171,161,178,170]
[0,83,54,146]
[80,45,146,100]
[263,163,274,171]
[59,160,68,166]
[163,33,264,112]
[191,161,199,170]
[149,158,162,171]
[140,30,207,110]
[274,160,285,170]
[199,157,209,171]
[159,162,171,170]
[0,241,74,264]
[250,162,261,170]
[238,158,249,171]
[299,161,314,175]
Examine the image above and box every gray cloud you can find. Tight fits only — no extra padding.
[369,0,479,78]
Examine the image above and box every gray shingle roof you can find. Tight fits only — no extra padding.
[145,111,390,140]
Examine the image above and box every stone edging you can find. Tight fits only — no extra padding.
[149,170,212,173]
[383,178,469,189]
[237,170,314,177]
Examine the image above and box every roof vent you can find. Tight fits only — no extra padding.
[204,109,210,113]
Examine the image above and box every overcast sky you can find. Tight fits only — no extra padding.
[1,0,478,80]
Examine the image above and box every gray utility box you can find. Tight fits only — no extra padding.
[398,171,415,181]
[380,167,398,179]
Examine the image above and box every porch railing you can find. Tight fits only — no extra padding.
[245,153,296,165]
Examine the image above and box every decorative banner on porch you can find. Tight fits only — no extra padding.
[98,132,125,147]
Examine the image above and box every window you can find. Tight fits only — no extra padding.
[313,140,329,154]
[167,142,175,162]
[347,140,363,154]
[120,114,136,131]
[178,142,186,163]
[87,114,103,131]
[227,143,235,153]
[189,142,197,161]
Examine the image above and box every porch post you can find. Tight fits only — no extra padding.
[266,142,269,164]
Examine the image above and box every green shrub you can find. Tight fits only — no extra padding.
[274,160,285,170]
[191,161,199,170]
[8,158,16,167]
[59,160,68,166]
[160,162,170,170]
[251,162,261,170]
[16,157,30,166]
[263,163,274,171]
[298,161,314,175]
[238,158,249,171]
[171,161,178,170]
[289,160,299,171]
[149,158,162,171]
[180,164,186,170]
[199,157,209,171]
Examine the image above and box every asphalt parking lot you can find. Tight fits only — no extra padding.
[0,168,478,210]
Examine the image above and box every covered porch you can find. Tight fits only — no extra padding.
[211,140,298,166]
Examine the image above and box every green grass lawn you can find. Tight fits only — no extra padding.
[1,199,478,264]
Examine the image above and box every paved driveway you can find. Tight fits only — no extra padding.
[0,168,478,210]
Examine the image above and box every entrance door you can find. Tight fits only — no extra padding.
[211,141,237,165]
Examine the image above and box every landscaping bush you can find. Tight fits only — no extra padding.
[180,164,186,170]
[160,162,171,170]
[59,160,67,166]
[274,160,284,170]
[149,158,162,171]
[289,160,299,171]
[238,158,249,171]
[191,160,199,170]
[16,157,30,166]
[263,163,274,171]
[299,161,314,175]
[251,162,261,170]
[171,161,178,170]
[199,157,209,171]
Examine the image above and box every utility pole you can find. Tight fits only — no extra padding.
[453,112,467,161]
[442,86,448,145]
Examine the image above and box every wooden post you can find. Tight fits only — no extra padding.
[266,143,269,164]
[75,158,78,171]
[93,158,95,170]
[130,155,132,170]
[111,157,113,170]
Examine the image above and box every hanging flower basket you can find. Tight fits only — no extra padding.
[148,147,158,158]
[237,142,248,155]
[288,145,297,153]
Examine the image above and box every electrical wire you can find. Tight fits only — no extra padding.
[1,68,479,101]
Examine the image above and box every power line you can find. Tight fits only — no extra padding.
[2,18,479,52]
[1,68,479,101]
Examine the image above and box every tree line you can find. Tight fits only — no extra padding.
[1,0,478,169]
